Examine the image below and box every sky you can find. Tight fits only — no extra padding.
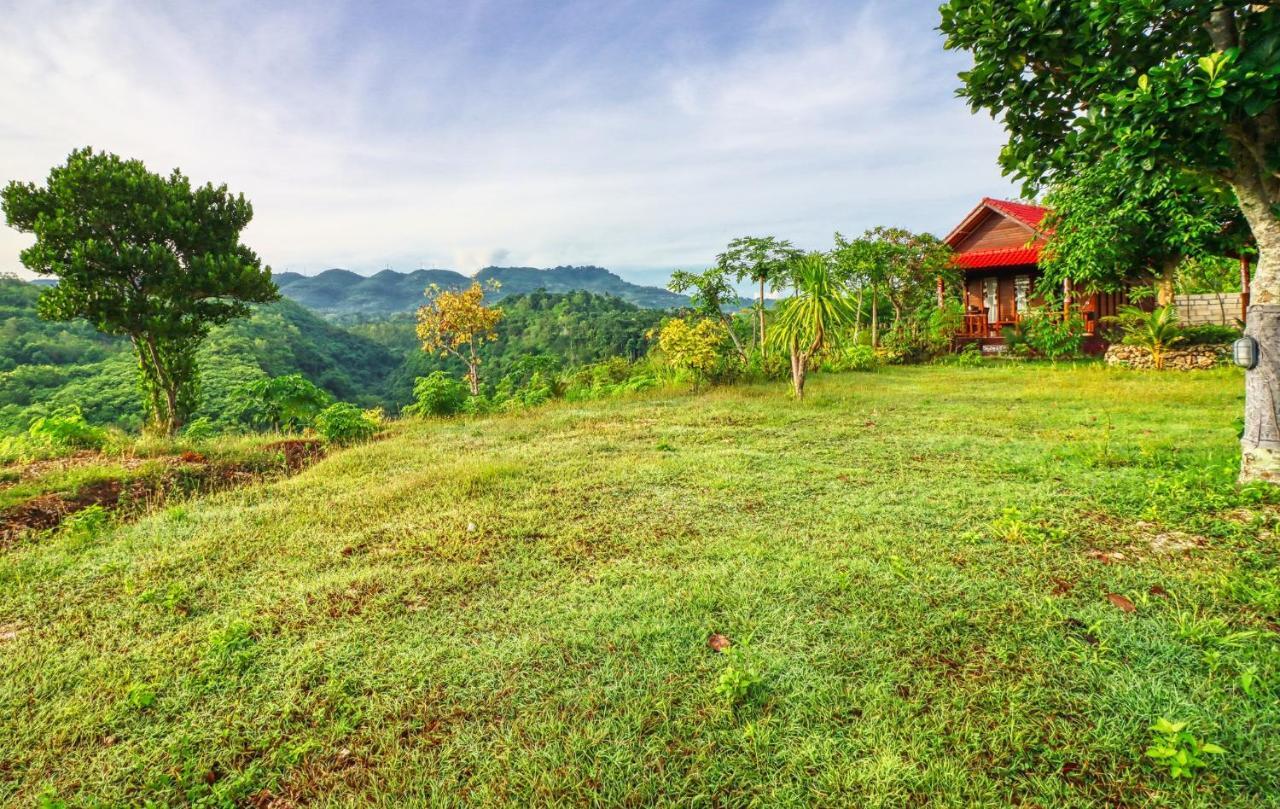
[0,0,1019,288]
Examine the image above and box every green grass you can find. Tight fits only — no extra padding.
[2,364,1277,807]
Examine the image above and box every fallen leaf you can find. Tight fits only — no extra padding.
[1051,577,1074,596]
[1107,593,1136,613]
[1087,550,1125,565]
[1149,584,1169,598]
[706,633,731,653]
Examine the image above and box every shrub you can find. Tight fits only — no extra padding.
[27,405,107,450]
[1023,307,1087,361]
[314,402,379,445]
[404,371,468,417]
[1000,320,1033,356]
[656,317,729,386]
[942,343,984,367]
[182,416,216,441]
[825,344,879,372]
[234,374,332,432]
[1180,323,1241,346]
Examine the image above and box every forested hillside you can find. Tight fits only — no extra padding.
[0,277,399,432]
[274,265,691,314]
[356,289,666,403]
[1,278,666,434]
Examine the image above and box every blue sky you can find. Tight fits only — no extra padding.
[0,0,1018,287]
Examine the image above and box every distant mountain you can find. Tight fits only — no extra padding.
[272,265,690,314]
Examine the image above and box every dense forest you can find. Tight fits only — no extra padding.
[0,277,665,434]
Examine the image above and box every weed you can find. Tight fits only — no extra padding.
[715,643,764,706]
[126,682,157,710]
[139,582,193,616]
[1145,718,1225,779]
[205,620,257,673]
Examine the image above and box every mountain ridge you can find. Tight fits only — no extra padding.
[272,265,690,314]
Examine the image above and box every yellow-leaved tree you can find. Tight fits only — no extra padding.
[416,282,504,395]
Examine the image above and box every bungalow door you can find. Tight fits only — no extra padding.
[983,277,998,325]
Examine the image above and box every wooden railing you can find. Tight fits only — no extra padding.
[959,308,1101,339]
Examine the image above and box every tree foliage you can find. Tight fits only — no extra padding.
[939,2,1279,291]
[1041,153,1243,299]
[416,282,504,395]
[0,148,278,434]
[716,236,802,345]
[667,267,749,360]
[832,227,955,351]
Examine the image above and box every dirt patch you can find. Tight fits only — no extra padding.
[266,439,325,471]
[0,443,326,547]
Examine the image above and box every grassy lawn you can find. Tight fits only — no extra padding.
[2,364,1277,807]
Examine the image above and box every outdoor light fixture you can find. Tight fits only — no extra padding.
[1233,336,1259,370]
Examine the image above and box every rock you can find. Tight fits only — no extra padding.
[1104,343,1230,370]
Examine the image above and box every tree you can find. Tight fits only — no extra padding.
[716,236,802,346]
[667,268,749,361]
[1041,153,1243,304]
[656,317,727,387]
[0,148,277,434]
[939,2,1280,482]
[416,282,503,395]
[769,253,857,399]
[832,228,955,349]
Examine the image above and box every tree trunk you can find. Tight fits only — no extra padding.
[853,288,864,343]
[139,334,181,435]
[870,289,879,348]
[1231,174,1280,483]
[1157,258,1177,307]
[790,345,806,400]
[723,315,748,363]
[758,276,767,347]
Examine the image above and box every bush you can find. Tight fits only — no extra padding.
[182,416,216,441]
[314,402,379,445]
[1023,308,1087,361]
[563,358,659,401]
[404,371,468,417]
[940,343,984,367]
[27,405,107,450]
[824,344,879,372]
[1180,323,1241,346]
[233,374,332,432]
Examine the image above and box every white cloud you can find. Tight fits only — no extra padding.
[0,0,1018,283]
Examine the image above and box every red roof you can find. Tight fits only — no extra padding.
[952,246,1041,269]
[982,197,1050,230]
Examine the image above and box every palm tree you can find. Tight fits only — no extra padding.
[769,253,858,398]
[1106,304,1185,370]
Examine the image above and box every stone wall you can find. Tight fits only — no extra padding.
[1172,293,1243,326]
[1104,343,1230,370]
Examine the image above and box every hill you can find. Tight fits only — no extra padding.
[1,366,1272,806]
[0,277,399,432]
[273,265,691,314]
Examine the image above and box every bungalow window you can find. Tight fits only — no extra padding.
[983,277,998,324]
[1014,275,1030,315]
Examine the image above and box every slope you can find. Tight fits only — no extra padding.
[0,366,1272,806]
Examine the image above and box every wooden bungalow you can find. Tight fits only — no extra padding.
[943,197,1131,353]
